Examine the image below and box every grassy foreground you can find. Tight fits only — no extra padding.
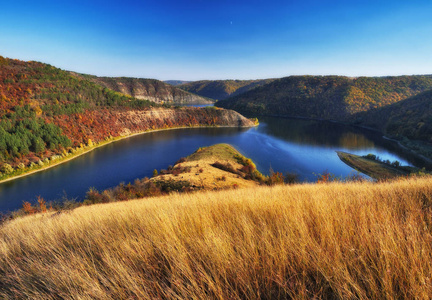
[1,177,432,299]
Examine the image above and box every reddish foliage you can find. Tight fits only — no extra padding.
[22,202,36,214]
[37,196,47,213]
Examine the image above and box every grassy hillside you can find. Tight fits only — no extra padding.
[216,75,432,120]
[179,79,274,100]
[0,56,254,179]
[1,176,432,298]
[152,143,263,190]
[79,75,213,104]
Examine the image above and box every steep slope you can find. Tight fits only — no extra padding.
[76,75,212,104]
[179,79,274,100]
[0,56,253,178]
[216,75,432,120]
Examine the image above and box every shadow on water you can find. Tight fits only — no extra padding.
[0,117,427,212]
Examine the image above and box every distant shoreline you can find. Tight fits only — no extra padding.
[235,112,432,169]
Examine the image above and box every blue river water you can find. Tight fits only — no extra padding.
[0,116,422,212]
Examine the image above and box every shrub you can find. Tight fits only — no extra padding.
[154,179,191,193]
[22,201,36,214]
[267,171,285,185]
[84,187,109,204]
[1,163,13,174]
[216,175,227,181]
[285,172,300,184]
[212,161,239,175]
[345,172,366,182]
[316,170,340,183]
[37,196,47,213]
[175,157,186,164]
[392,160,401,168]
[364,153,377,160]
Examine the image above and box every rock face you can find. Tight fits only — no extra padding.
[82,76,213,105]
[113,107,256,136]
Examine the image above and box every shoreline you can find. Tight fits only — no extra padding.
[0,124,256,185]
[234,112,432,168]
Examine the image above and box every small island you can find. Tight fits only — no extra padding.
[336,151,422,180]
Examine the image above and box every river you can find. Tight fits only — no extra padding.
[0,116,422,212]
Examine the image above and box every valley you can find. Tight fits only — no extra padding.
[2,1,432,298]
[1,56,432,300]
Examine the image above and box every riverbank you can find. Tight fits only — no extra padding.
[239,112,432,169]
[0,123,258,185]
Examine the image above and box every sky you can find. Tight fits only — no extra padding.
[1,0,432,80]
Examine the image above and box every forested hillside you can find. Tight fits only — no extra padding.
[216,75,432,120]
[356,89,432,143]
[76,75,212,105]
[179,79,274,100]
[0,56,253,175]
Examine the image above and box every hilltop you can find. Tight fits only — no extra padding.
[1,175,431,298]
[78,75,212,105]
[178,79,274,100]
[216,75,432,120]
[151,143,263,190]
[0,56,254,180]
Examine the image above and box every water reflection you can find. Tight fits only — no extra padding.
[338,133,375,150]
[259,117,375,149]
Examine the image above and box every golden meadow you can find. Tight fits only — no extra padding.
[1,176,432,299]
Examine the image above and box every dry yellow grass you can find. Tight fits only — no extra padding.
[156,144,260,190]
[1,176,432,299]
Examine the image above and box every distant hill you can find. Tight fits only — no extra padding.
[178,79,275,100]
[356,89,432,143]
[75,75,212,105]
[164,80,191,86]
[216,75,432,121]
[215,75,432,159]
[0,56,253,176]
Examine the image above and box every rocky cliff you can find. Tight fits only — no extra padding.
[113,107,256,136]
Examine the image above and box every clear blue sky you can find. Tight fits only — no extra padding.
[1,0,431,80]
